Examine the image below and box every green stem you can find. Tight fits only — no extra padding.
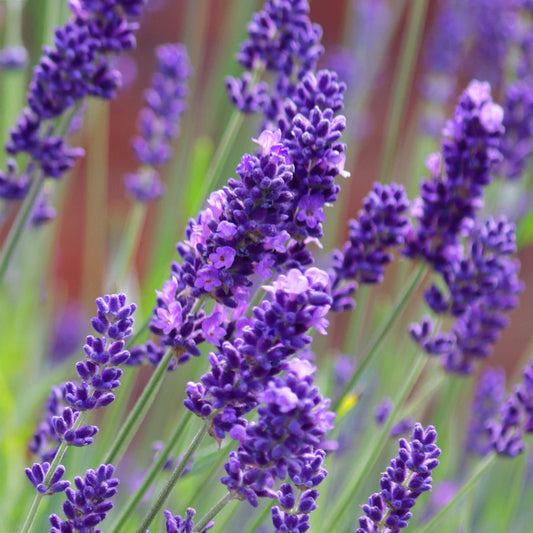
[109,411,193,533]
[325,352,427,532]
[0,175,44,282]
[192,110,245,215]
[378,0,428,183]
[194,492,234,532]
[135,421,211,533]
[103,348,175,465]
[332,264,426,413]
[20,412,87,533]
[107,202,147,291]
[415,454,497,533]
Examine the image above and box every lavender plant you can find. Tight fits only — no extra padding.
[2,1,533,533]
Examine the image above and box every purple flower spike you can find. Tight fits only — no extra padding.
[1,0,146,202]
[126,43,191,202]
[153,507,214,533]
[25,462,70,495]
[466,367,506,456]
[356,424,441,533]
[488,358,533,457]
[331,182,411,311]
[49,463,118,533]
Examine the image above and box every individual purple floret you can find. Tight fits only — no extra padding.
[375,398,393,426]
[465,367,506,456]
[405,80,504,271]
[1,1,145,201]
[49,464,118,533]
[30,190,57,226]
[0,45,28,70]
[125,43,191,202]
[330,182,411,311]
[389,418,415,438]
[25,463,70,495]
[356,424,441,533]
[226,0,323,120]
[488,358,533,457]
[410,216,523,374]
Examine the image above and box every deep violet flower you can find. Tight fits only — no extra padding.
[488,358,533,457]
[330,182,411,312]
[465,367,506,456]
[356,424,441,533]
[225,0,323,120]
[0,1,145,201]
[25,463,70,495]
[405,80,504,271]
[125,43,191,202]
[375,398,394,426]
[29,294,136,463]
[145,508,214,533]
[49,464,118,533]
[184,267,332,440]
[410,216,523,374]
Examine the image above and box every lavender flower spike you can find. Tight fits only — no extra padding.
[25,462,70,495]
[1,1,145,201]
[356,424,441,533]
[125,43,192,202]
[49,464,118,533]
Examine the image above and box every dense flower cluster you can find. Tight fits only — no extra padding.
[410,216,523,374]
[356,424,441,533]
[125,43,191,201]
[145,131,302,366]
[405,80,505,270]
[330,182,411,311]
[0,0,145,203]
[225,0,323,120]
[222,365,332,531]
[465,367,506,456]
[185,267,332,439]
[488,358,533,457]
[29,294,136,463]
[49,464,118,533]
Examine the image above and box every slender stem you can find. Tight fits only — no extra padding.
[194,492,234,532]
[103,348,175,465]
[0,175,44,282]
[415,454,497,533]
[192,110,245,215]
[107,202,147,291]
[325,352,428,532]
[109,411,193,533]
[379,0,428,183]
[332,264,426,413]
[135,421,211,533]
[20,412,87,533]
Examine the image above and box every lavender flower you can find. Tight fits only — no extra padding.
[49,464,118,533]
[0,45,28,70]
[375,398,393,426]
[488,358,533,457]
[410,216,523,374]
[405,80,504,270]
[29,294,136,462]
[331,182,411,311]
[356,424,441,533]
[226,0,323,120]
[25,463,70,495]
[465,367,506,456]
[1,1,145,200]
[185,267,332,440]
[125,43,191,202]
